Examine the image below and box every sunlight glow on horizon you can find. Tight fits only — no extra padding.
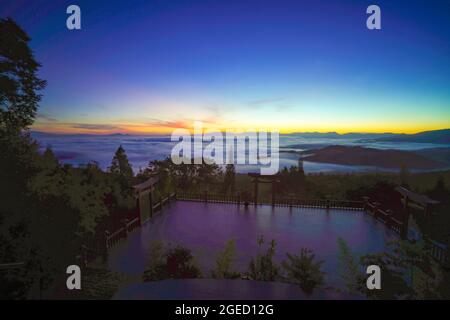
[6,0,448,136]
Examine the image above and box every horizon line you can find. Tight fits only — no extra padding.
[29,127,450,136]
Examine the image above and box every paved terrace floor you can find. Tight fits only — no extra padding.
[113,279,362,300]
[109,200,397,289]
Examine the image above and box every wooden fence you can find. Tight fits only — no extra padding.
[176,192,364,210]
[364,199,449,268]
[82,190,448,269]
[81,193,176,265]
[364,200,405,237]
[106,192,176,248]
[428,239,449,268]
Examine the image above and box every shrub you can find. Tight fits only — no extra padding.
[282,248,325,294]
[143,242,201,281]
[247,236,279,281]
[211,239,240,279]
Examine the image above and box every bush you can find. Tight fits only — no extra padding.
[282,248,325,294]
[247,236,279,281]
[211,239,240,279]
[143,242,201,281]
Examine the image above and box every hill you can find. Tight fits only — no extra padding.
[301,145,446,169]
[361,129,450,144]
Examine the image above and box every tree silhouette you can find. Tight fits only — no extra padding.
[282,248,325,294]
[109,145,133,178]
[223,164,236,194]
[0,17,46,133]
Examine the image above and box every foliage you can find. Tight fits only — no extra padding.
[211,239,240,279]
[359,240,444,299]
[0,18,46,133]
[247,236,279,281]
[144,157,222,194]
[399,164,410,187]
[337,237,363,294]
[282,248,325,294]
[109,145,133,179]
[61,264,127,300]
[0,19,135,297]
[223,164,236,194]
[143,242,202,281]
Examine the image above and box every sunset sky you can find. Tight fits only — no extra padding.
[2,0,450,134]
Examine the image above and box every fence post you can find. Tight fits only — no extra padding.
[204,190,208,203]
[123,218,128,237]
[103,230,110,262]
[136,195,141,226]
[362,196,369,212]
[149,190,153,218]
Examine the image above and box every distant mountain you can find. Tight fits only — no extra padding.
[360,129,450,144]
[288,132,395,139]
[31,131,130,137]
[301,145,446,169]
[413,147,450,165]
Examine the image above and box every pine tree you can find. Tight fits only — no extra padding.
[0,18,46,133]
[224,164,236,194]
[109,145,133,178]
[282,248,325,294]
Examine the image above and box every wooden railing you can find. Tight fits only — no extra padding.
[364,199,449,268]
[176,192,364,210]
[106,192,176,249]
[176,192,241,204]
[428,239,449,268]
[273,198,363,210]
[364,201,405,237]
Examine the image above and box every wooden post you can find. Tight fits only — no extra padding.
[136,195,141,226]
[204,190,208,203]
[362,196,369,211]
[124,218,128,236]
[103,230,110,262]
[271,180,276,207]
[149,189,153,218]
[254,178,258,206]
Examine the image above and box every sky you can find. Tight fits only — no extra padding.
[1,0,450,134]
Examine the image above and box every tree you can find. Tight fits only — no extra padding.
[223,164,236,194]
[247,236,279,281]
[212,239,240,279]
[337,238,362,294]
[359,240,444,299]
[0,18,46,133]
[282,248,325,294]
[428,176,448,203]
[0,18,49,298]
[143,242,202,281]
[399,164,410,188]
[109,145,133,178]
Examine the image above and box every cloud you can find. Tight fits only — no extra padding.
[247,97,285,107]
[144,118,192,129]
[36,113,57,122]
[71,123,123,131]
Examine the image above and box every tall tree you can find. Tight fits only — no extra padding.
[109,145,133,178]
[223,164,236,194]
[0,17,46,133]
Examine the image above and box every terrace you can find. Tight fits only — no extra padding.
[107,198,397,299]
[98,177,448,299]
